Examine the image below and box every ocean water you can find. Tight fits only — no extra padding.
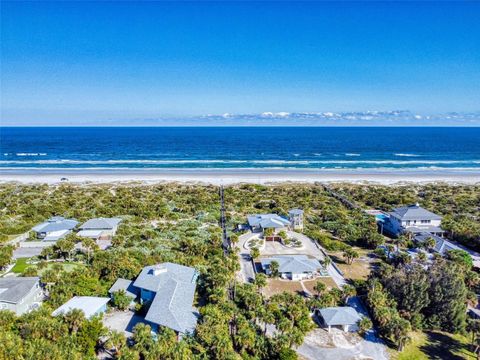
[1,127,479,172]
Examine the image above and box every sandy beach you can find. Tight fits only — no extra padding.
[1,168,479,185]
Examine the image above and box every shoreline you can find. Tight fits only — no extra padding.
[1,168,479,185]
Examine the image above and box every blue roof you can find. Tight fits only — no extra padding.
[133,263,198,334]
[247,214,291,229]
[32,217,78,233]
[261,255,321,274]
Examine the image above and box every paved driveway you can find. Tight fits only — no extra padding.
[12,247,43,259]
[103,310,148,337]
[236,232,257,283]
[298,327,389,360]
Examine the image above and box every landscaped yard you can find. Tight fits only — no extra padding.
[327,248,375,281]
[11,257,30,273]
[390,331,476,360]
[37,262,84,274]
[10,258,84,275]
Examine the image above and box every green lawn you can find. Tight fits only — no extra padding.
[37,262,83,274]
[11,258,30,273]
[10,259,84,275]
[391,331,476,360]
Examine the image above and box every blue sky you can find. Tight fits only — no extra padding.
[1,1,479,125]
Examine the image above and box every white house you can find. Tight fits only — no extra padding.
[77,217,122,240]
[384,203,443,237]
[0,277,44,315]
[247,214,291,234]
[32,216,79,241]
[318,306,361,333]
[52,296,109,319]
[260,255,322,281]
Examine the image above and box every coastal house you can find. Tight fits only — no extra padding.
[78,217,122,240]
[0,277,44,315]
[32,216,79,241]
[126,263,199,336]
[317,306,362,333]
[383,203,443,237]
[288,209,304,231]
[414,232,462,256]
[247,214,291,240]
[52,296,110,319]
[260,255,322,280]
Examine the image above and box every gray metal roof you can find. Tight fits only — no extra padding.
[80,217,122,230]
[415,233,461,254]
[261,255,321,274]
[319,306,361,326]
[406,225,444,234]
[108,278,138,299]
[288,208,304,215]
[0,277,40,304]
[133,263,198,334]
[390,204,442,221]
[247,214,291,229]
[52,296,109,319]
[32,217,78,233]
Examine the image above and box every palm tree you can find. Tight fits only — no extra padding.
[343,248,359,265]
[341,284,356,304]
[250,247,260,261]
[81,237,98,263]
[423,237,436,252]
[63,308,85,333]
[313,281,326,298]
[254,273,267,293]
[270,261,280,278]
[322,256,332,269]
[105,330,127,356]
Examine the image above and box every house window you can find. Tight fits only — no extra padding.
[421,220,431,224]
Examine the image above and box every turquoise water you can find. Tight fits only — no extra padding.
[1,127,479,171]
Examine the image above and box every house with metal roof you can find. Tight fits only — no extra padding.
[32,216,78,241]
[247,214,291,233]
[383,203,443,237]
[132,263,199,335]
[0,277,44,315]
[78,217,122,241]
[52,296,109,319]
[415,232,462,255]
[318,306,361,332]
[260,255,322,280]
